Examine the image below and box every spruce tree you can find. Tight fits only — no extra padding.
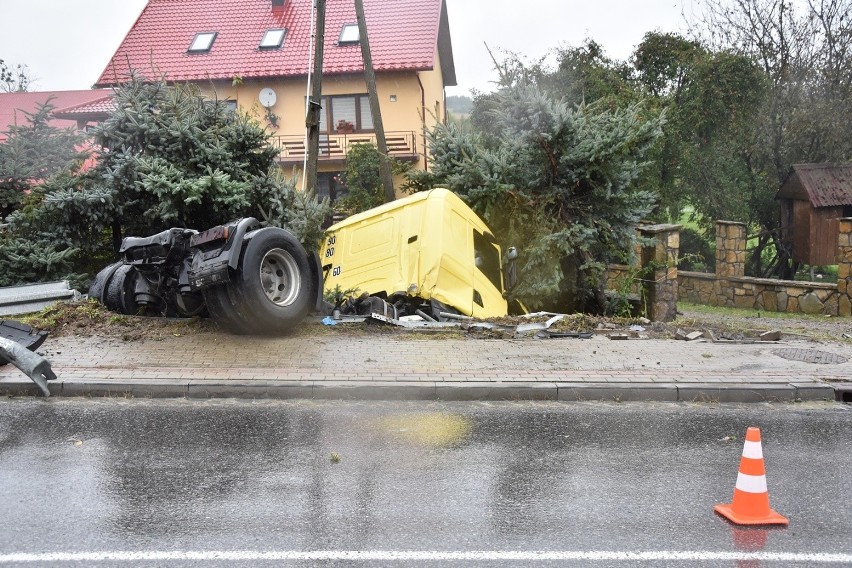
[407,83,664,313]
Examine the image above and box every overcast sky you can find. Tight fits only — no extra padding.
[0,0,691,96]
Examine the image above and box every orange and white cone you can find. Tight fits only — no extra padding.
[714,427,789,526]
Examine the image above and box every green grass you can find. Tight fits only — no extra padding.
[675,205,704,233]
[678,301,834,322]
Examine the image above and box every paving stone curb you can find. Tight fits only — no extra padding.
[0,334,847,403]
[0,377,839,402]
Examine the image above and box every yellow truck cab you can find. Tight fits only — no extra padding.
[321,188,512,319]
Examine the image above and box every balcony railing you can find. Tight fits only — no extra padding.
[271,131,418,163]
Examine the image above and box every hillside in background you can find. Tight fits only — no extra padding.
[447,95,473,116]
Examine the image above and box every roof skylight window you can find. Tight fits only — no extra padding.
[188,32,217,53]
[260,28,286,49]
[339,24,359,44]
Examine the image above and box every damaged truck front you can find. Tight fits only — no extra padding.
[322,188,520,320]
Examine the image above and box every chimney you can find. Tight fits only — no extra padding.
[272,0,285,6]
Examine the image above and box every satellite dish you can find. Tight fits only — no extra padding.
[259,88,277,108]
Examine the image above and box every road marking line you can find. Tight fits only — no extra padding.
[1,550,851,563]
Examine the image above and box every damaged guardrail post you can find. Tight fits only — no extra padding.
[0,337,55,396]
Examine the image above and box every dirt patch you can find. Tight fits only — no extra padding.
[16,300,217,341]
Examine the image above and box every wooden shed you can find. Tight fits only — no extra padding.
[777,163,852,266]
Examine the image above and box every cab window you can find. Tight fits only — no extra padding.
[474,230,502,291]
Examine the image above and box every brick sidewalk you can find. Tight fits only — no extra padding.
[1,327,849,401]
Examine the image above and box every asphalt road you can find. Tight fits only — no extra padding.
[0,399,850,566]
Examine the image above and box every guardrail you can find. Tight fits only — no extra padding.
[271,131,418,162]
[0,281,81,316]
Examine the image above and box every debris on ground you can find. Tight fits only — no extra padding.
[0,321,55,396]
[0,320,48,357]
[675,329,704,341]
[8,299,849,345]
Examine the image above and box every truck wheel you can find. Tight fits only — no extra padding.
[201,285,252,334]
[103,264,138,315]
[89,261,122,304]
[174,291,207,317]
[224,228,312,334]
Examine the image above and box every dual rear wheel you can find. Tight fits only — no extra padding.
[202,228,312,335]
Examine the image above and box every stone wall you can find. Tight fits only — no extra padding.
[681,272,840,314]
[839,218,852,316]
[607,218,852,317]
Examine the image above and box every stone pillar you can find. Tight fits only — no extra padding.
[639,224,681,322]
[713,221,747,307]
[838,218,852,317]
[715,220,747,278]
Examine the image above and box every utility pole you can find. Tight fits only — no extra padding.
[305,0,326,195]
[354,0,396,203]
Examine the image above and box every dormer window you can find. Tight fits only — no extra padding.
[189,32,217,53]
[260,28,286,49]
[339,24,359,44]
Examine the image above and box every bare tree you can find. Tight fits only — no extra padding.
[0,59,34,92]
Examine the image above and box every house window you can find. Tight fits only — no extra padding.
[188,32,217,53]
[339,24,359,44]
[260,28,286,49]
[317,172,347,203]
[359,97,373,130]
[315,94,373,133]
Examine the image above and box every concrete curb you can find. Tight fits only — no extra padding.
[0,377,839,402]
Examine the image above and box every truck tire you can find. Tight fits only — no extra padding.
[212,227,313,334]
[201,285,252,334]
[103,264,138,315]
[89,261,122,304]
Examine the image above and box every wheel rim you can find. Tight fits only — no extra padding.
[259,248,301,307]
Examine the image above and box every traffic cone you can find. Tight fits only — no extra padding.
[714,427,789,526]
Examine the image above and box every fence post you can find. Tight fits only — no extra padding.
[839,218,852,317]
[638,224,681,322]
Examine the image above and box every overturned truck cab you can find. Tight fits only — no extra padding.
[322,188,519,320]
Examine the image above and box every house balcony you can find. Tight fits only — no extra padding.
[271,131,419,165]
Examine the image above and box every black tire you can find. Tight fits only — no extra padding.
[174,291,207,317]
[202,284,253,334]
[89,261,122,304]
[212,228,312,334]
[103,264,139,315]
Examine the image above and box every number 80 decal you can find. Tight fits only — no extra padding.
[324,235,336,259]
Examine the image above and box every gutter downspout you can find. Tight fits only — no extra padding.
[417,73,428,172]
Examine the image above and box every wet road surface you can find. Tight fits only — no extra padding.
[0,399,850,566]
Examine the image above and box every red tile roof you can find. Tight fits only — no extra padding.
[52,96,116,122]
[0,90,112,141]
[95,0,455,87]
